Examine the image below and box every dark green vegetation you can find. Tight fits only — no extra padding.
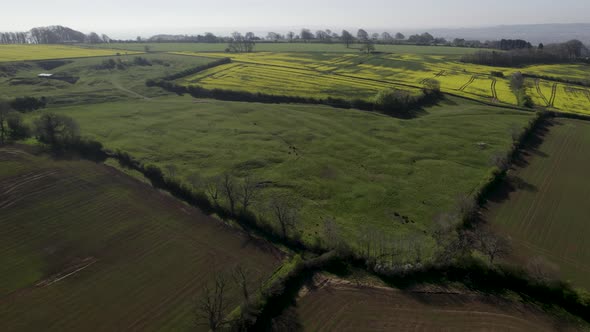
[0,146,282,331]
[485,118,590,289]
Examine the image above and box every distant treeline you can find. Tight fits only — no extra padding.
[461,40,589,66]
[0,25,110,44]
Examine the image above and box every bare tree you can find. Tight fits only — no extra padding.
[341,30,354,48]
[526,256,559,281]
[269,195,299,238]
[489,152,509,170]
[456,194,477,221]
[205,176,222,206]
[196,274,230,331]
[164,164,177,179]
[232,265,250,302]
[286,31,295,43]
[360,39,375,54]
[0,101,11,144]
[221,173,237,215]
[472,228,511,264]
[239,176,259,214]
[323,217,340,249]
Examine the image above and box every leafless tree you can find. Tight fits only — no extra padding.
[232,265,250,302]
[526,256,559,281]
[196,274,230,331]
[269,195,299,238]
[489,151,509,170]
[472,228,511,264]
[205,176,222,206]
[221,173,237,215]
[164,164,177,179]
[239,176,259,214]
[456,194,477,221]
[286,31,295,43]
[509,123,523,143]
[0,101,11,144]
[323,217,340,250]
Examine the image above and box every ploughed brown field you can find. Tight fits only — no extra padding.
[294,277,578,332]
[0,147,283,331]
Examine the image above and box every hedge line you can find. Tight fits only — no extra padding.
[146,78,441,117]
[56,137,590,327]
[161,57,231,81]
[522,73,590,88]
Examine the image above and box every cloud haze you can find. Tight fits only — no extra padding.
[2,0,589,38]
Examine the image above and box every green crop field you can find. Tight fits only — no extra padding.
[0,53,215,105]
[291,277,578,331]
[0,147,282,331]
[0,44,141,62]
[485,118,590,289]
[37,95,534,263]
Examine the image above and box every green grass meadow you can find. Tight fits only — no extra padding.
[39,96,534,261]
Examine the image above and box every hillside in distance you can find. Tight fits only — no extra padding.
[424,23,590,45]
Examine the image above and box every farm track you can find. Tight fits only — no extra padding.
[549,83,558,107]
[419,70,446,84]
[491,79,498,101]
[458,75,476,92]
[535,79,551,106]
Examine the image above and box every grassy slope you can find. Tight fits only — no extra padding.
[293,279,581,331]
[0,53,215,105]
[0,147,282,331]
[0,45,140,62]
[485,118,590,290]
[41,96,533,260]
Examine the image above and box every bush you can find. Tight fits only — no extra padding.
[10,96,47,112]
[491,71,505,78]
[6,112,31,140]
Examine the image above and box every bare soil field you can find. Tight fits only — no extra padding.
[294,276,580,331]
[0,146,283,331]
[484,118,590,290]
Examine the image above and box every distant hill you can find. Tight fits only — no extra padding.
[422,24,590,45]
[0,26,110,44]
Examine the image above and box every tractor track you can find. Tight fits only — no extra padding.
[420,70,446,84]
[535,79,551,106]
[458,75,476,92]
[549,83,558,107]
[491,78,498,102]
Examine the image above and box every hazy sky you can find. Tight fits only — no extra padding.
[2,0,589,38]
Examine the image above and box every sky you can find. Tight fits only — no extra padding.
[2,0,589,38]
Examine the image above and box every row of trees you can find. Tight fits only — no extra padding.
[0,26,110,44]
[462,40,588,66]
